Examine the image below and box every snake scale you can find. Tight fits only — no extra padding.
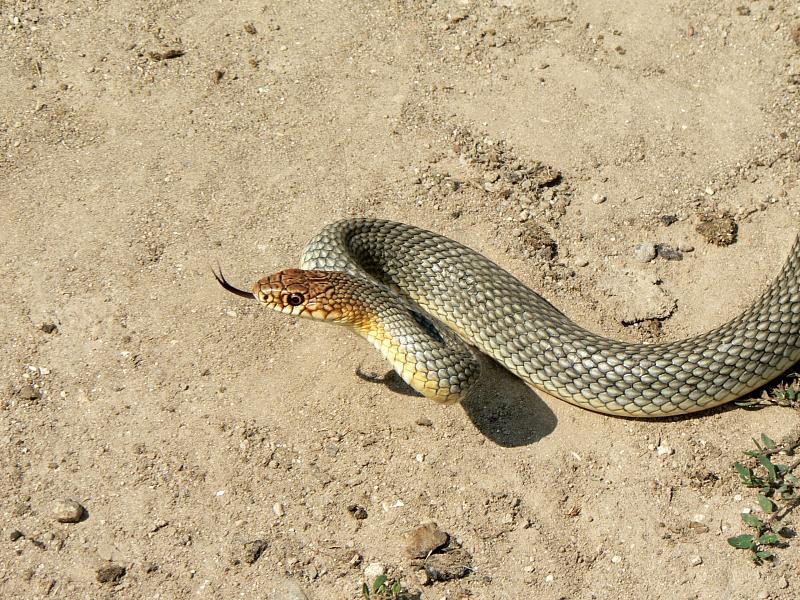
[215,219,800,417]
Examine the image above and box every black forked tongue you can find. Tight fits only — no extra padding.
[212,265,254,299]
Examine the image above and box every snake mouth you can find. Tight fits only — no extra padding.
[212,265,255,300]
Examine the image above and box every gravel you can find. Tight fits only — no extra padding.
[421,547,472,581]
[696,213,737,246]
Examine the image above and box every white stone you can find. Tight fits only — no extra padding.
[364,562,385,580]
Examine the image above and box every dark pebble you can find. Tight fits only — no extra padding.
[659,215,678,226]
[40,323,58,334]
[9,530,24,541]
[347,504,368,520]
[655,244,683,261]
[96,563,126,584]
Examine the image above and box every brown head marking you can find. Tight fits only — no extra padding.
[252,269,344,320]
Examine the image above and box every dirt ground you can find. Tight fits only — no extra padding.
[3,1,800,599]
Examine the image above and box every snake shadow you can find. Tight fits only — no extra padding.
[460,357,558,446]
[358,357,557,447]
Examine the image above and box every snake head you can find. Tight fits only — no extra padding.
[252,269,346,321]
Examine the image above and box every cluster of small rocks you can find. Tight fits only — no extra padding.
[632,241,684,263]
[12,498,129,587]
[450,127,571,221]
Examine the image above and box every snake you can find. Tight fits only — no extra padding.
[214,218,800,417]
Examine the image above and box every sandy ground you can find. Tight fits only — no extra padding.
[3,1,800,599]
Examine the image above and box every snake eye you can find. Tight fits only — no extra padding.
[287,293,305,306]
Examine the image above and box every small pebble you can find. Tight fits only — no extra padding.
[756,592,769,600]
[53,499,85,523]
[273,502,285,517]
[591,193,606,204]
[272,578,309,600]
[611,555,622,564]
[402,522,449,558]
[324,443,339,457]
[415,417,433,427]
[656,445,674,457]
[96,563,126,584]
[677,243,694,253]
[414,569,431,586]
[18,384,39,400]
[363,562,385,580]
[574,257,589,267]
[545,574,554,583]
[688,555,703,566]
[633,241,657,263]
[9,530,23,541]
[777,576,788,589]
[242,539,268,564]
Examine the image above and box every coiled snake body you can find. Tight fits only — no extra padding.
[215,219,800,417]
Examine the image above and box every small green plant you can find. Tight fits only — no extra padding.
[728,433,800,563]
[737,373,800,408]
[361,575,406,600]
